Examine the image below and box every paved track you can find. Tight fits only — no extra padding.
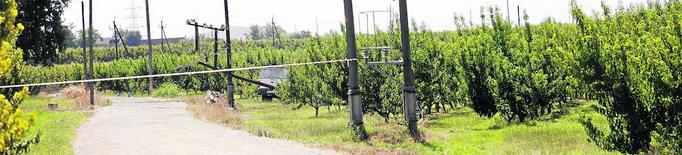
[73,97,337,155]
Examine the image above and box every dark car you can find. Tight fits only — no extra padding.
[257,67,288,101]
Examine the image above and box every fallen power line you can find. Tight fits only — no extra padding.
[0,59,356,89]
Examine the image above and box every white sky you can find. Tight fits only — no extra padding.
[62,0,651,39]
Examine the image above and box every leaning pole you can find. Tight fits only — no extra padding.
[343,0,367,141]
[398,0,420,139]
[223,0,235,110]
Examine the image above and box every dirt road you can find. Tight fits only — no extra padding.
[72,97,337,155]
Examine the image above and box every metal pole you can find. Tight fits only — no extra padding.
[398,0,420,139]
[271,17,278,49]
[214,29,218,68]
[506,0,511,23]
[224,0,235,110]
[315,17,319,36]
[372,12,378,46]
[81,1,87,82]
[365,14,369,35]
[195,24,200,52]
[114,21,119,60]
[358,14,362,35]
[113,22,129,57]
[160,20,165,53]
[88,0,95,107]
[343,0,367,141]
[145,0,154,94]
[517,5,521,27]
[163,25,171,51]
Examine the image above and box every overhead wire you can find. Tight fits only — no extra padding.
[0,59,357,89]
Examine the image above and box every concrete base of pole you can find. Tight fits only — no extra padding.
[227,84,235,110]
[348,91,367,141]
[403,87,420,139]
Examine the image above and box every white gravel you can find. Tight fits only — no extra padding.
[73,97,338,155]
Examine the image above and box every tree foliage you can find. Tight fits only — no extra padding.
[0,0,38,153]
[16,0,70,66]
[572,0,681,153]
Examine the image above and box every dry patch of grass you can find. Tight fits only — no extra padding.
[60,85,111,110]
[185,96,243,129]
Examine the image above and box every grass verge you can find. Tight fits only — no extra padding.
[21,86,109,155]
[185,97,619,154]
[21,96,88,155]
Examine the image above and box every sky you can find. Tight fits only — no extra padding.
[62,0,652,39]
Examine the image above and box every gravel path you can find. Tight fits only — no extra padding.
[73,97,338,155]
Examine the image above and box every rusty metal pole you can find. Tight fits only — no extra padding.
[88,0,95,106]
[398,0,420,139]
[343,0,367,141]
[145,0,154,94]
[224,0,235,110]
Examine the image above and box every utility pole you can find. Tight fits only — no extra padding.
[88,0,95,107]
[358,14,362,35]
[144,0,153,94]
[193,20,199,52]
[187,20,224,63]
[517,5,521,26]
[343,0,367,141]
[270,17,282,49]
[360,10,389,47]
[160,20,165,53]
[114,21,119,59]
[161,20,171,52]
[81,1,87,83]
[506,0,511,23]
[113,21,130,57]
[224,0,235,110]
[271,17,277,48]
[187,19,203,61]
[372,12,377,46]
[315,17,319,36]
[399,0,420,140]
[213,27,219,68]
[469,9,473,27]
[365,13,369,35]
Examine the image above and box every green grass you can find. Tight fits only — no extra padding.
[152,83,183,98]
[196,98,619,154]
[20,96,89,155]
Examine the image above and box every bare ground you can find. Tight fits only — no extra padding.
[72,97,338,155]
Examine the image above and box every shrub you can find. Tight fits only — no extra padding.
[153,83,182,98]
[1,0,39,153]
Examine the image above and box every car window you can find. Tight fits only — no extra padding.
[259,68,287,80]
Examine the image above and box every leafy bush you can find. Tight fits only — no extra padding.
[152,83,182,98]
[1,0,39,153]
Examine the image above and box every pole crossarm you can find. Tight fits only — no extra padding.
[359,10,390,14]
[186,19,226,31]
[0,59,357,89]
